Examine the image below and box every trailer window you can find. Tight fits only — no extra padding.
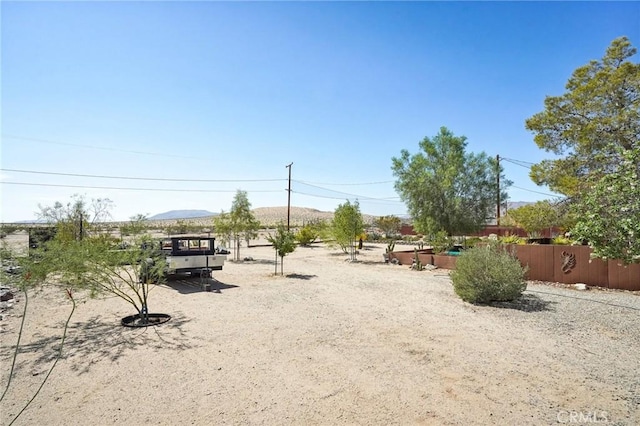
[174,239,211,251]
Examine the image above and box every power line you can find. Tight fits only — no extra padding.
[293,180,399,201]
[1,181,282,193]
[500,157,534,169]
[0,168,285,183]
[510,185,563,198]
[296,179,394,186]
[2,134,205,160]
[292,190,403,204]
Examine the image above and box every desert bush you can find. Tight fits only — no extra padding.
[429,230,452,254]
[451,244,527,304]
[368,232,383,241]
[0,224,21,239]
[499,233,526,245]
[552,235,572,245]
[463,236,483,248]
[295,223,319,246]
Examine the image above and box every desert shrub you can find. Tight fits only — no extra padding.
[296,224,319,246]
[429,230,452,254]
[451,244,527,304]
[296,220,327,246]
[368,232,383,241]
[499,233,525,245]
[0,224,21,239]
[552,235,572,245]
[463,237,483,248]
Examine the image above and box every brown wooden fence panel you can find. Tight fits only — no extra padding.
[551,246,608,287]
[389,245,637,290]
[608,261,640,291]
[510,245,554,281]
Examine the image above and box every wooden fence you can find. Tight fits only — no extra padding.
[388,245,639,291]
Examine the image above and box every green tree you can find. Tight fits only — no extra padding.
[216,190,260,261]
[525,37,640,197]
[28,197,166,322]
[507,200,560,237]
[266,223,297,275]
[526,37,640,263]
[213,211,233,249]
[120,213,149,237]
[37,194,113,241]
[295,220,325,246]
[374,215,402,239]
[331,200,364,261]
[572,149,640,264]
[392,127,509,236]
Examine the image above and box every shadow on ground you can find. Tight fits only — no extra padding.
[285,273,317,280]
[489,293,556,312]
[10,312,194,376]
[228,258,275,266]
[163,277,239,295]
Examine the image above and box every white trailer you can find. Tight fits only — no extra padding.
[160,236,226,277]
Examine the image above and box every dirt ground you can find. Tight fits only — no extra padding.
[1,243,638,425]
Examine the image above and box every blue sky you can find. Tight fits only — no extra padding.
[2,1,639,222]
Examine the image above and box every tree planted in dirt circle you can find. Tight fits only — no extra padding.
[266,223,297,276]
[26,196,167,326]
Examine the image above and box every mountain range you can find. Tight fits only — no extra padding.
[148,210,218,220]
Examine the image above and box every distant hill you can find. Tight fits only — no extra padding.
[506,201,535,211]
[149,210,217,220]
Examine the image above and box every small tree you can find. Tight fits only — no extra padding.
[295,220,325,246]
[331,200,364,261]
[29,233,166,322]
[507,200,560,237]
[213,211,233,249]
[120,213,150,237]
[28,197,167,324]
[374,215,402,239]
[228,190,260,261]
[38,194,113,241]
[266,223,297,275]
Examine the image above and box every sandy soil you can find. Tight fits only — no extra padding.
[1,243,638,425]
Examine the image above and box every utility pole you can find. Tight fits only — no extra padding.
[79,212,84,241]
[286,162,293,230]
[496,154,501,226]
